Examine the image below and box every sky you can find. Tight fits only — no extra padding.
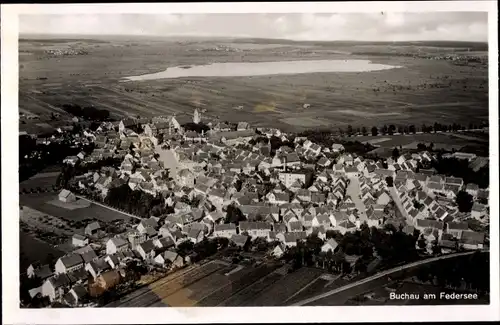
[19,12,488,42]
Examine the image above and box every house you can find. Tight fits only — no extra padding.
[128,230,147,249]
[415,219,444,233]
[72,234,88,247]
[153,237,176,250]
[136,240,156,261]
[465,183,479,197]
[58,189,76,203]
[74,246,99,264]
[471,203,487,219]
[237,122,250,131]
[268,192,290,205]
[155,250,185,268]
[85,258,111,279]
[271,243,286,258]
[137,218,159,234]
[231,234,249,248]
[27,262,52,280]
[119,118,137,132]
[55,254,84,274]
[177,169,195,187]
[312,214,331,228]
[376,191,391,206]
[63,284,88,306]
[239,222,272,239]
[331,144,345,153]
[42,274,71,301]
[63,156,79,166]
[104,255,121,269]
[278,171,312,188]
[106,237,129,255]
[187,228,205,244]
[278,232,307,247]
[94,270,121,293]
[317,157,331,168]
[345,167,359,178]
[335,220,357,234]
[84,221,101,236]
[446,222,469,239]
[460,231,486,250]
[321,239,339,253]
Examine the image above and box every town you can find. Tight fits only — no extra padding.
[19,107,490,308]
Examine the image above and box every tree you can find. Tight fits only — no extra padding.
[397,126,404,134]
[409,125,416,134]
[417,238,427,250]
[361,126,368,136]
[226,204,246,224]
[385,176,394,187]
[371,126,378,136]
[381,125,388,135]
[347,125,353,136]
[388,125,396,135]
[456,191,474,212]
[392,147,400,158]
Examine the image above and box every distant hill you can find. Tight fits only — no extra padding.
[18,33,488,51]
[230,38,488,50]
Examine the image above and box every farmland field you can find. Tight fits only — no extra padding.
[20,192,132,222]
[19,36,488,133]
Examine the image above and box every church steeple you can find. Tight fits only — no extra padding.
[193,108,201,124]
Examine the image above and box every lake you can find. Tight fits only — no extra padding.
[123,59,401,81]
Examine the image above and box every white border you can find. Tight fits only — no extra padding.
[2,2,499,324]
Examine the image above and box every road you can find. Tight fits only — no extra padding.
[389,187,410,224]
[75,195,142,220]
[155,147,180,178]
[346,176,367,222]
[291,250,484,306]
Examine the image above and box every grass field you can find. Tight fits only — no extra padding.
[355,133,482,149]
[20,192,132,222]
[19,37,488,133]
[19,230,65,272]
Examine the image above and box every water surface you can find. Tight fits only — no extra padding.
[124,59,401,81]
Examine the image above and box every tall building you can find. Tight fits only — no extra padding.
[193,108,201,124]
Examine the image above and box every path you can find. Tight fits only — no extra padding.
[291,250,484,306]
[389,187,410,224]
[346,176,367,222]
[75,195,142,220]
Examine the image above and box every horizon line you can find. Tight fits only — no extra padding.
[18,33,489,44]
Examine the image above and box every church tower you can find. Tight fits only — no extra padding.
[193,108,201,124]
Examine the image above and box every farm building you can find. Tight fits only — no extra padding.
[72,234,89,247]
[85,221,102,236]
[58,189,76,203]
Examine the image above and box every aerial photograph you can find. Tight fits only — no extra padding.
[17,11,491,308]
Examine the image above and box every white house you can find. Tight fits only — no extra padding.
[106,237,129,255]
[155,250,184,268]
[321,238,339,253]
[55,254,84,274]
[42,274,71,302]
[72,234,88,247]
[58,189,76,203]
[136,240,156,261]
[271,243,286,258]
[471,203,487,219]
[239,222,272,239]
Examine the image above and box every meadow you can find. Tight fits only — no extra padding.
[19,37,489,133]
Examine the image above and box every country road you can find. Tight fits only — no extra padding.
[291,250,486,306]
[75,195,142,220]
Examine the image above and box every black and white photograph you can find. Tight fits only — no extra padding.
[2,1,499,323]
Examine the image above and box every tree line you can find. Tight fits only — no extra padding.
[61,103,111,121]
